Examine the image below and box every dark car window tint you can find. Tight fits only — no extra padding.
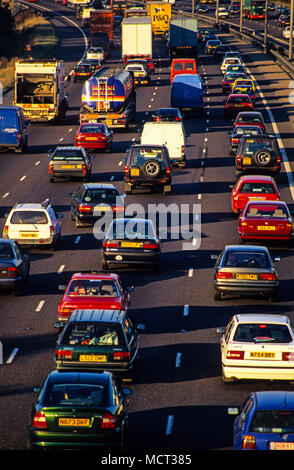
[233,323,292,343]
[234,128,261,136]
[62,322,124,347]
[244,139,274,154]
[80,125,105,133]
[224,251,269,268]
[250,410,294,433]
[132,148,164,165]
[174,63,184,71]
[10,211,48,224]
[245,204,288,218]
[53,150,85,161]
[83,189,119,203]
[0,243,14,260]
[46,384,106,407]
[110,220,156,239]
[240,183,275,193]
[228,96,250,104]
[237,115,262,123]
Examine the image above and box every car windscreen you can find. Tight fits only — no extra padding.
[239,182,276,193]
[250,410,294,433]
[61,322,125,347]
[224,251,270,268]
[45,384,107,407]
[52,150,85,161]
[243,139,274,154]
[233,323,292,343]
[132,148,164,164]
[67,279,119,296]
[10,211,48,224]
[0,243,14,260]
[82,189,119,203]
[245,204,289,218]
[109,220,156,240]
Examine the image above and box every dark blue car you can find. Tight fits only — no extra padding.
[229,391,294,450]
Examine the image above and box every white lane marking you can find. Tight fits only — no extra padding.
[166,415,174,435]
[198,194,202,200]
[188,268,194,277]
[74,236,81,244]
[110,176,114,181]
[35,161,40,166]
[35,300,45,312]
[20,175,26,181]
[2,192,9,198]
[183,305,189,316]
[57,265,65,274]
[6,348,19,364]
[175,352,182,368]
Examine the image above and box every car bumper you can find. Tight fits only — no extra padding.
[214,280,278,295]
[103,250,160,266]
[12,236,55,246]
[222,363,294,381]
[55,359,135,375]
[236,166,281,174]
[239,233,293,241]
[75,142,108,150]
[51,171,88,179]
[29,429,122,449]
[0,277,23,290]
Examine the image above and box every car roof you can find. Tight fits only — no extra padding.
[11,203,50,211]
[224,244,269,253]
[237,111,263,116]
[254,391,294,410]
[234,313,290,325]
[55,146,84,151]
[70,272,119,281]
[69,309,125,324]
[81,183,117,189]
[48,369,111,386]
[237,174,276,183]
[245,200,286,207]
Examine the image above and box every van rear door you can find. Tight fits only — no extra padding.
[0,110,19,148]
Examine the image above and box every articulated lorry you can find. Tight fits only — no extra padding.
[80,66,136,129]
[146,1,171,35]
[169,17,198,59]
[14,59,68,123]
[121,17,154,71]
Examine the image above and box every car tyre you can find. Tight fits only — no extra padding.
[214,291,222,301]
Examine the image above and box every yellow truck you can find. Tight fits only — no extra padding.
[146,1,171,35]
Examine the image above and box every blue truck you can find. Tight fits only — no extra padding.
[168,17,198,59]
[171,74,204,117]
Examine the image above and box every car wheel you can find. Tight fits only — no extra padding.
[142,159,161,178]
[49,176,55,183]
[214,291,222,301]
[102,261,108,270]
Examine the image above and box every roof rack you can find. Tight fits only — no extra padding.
[41,198,50,208]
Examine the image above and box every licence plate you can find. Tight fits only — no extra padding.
[94,206,110,211]
[59,418,90,427]
[250,351,275,358]
[235,274,258,280]
[243,157,252,165]
[121,242,142,248]
[79,355,106,362]
[61,165,76,169]
[130,168,140,176]
[182,108,191,111]
[20,232,38,238]
[270,442,294,450]
[257,226,276,231]
[248,197,265,200]
[85,137,97,140]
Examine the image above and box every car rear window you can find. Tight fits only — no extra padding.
[0,110,18,131]
[61,322,124,347]
[174,63,184,71]
[110,219,156,240]
[234,127,261,137]
[53,150,85,161]
[80,125,105,133]
[228,95,250,103]
[250,411,294,433]
[243,139,274,154]
[83,188,119,203]
[184,63,195,70]
[224,251,269,268]
[10,211,48,224]
[45,384,106,407]
[245,204,288,218]
[233,323,292,343]
[239,182,276,193]
[67,279,119,296]
[0,243,14,260]
[132,148,164,165]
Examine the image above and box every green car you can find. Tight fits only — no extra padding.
[28,370,131,449]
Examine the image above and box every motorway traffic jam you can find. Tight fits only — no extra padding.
[2,0,294,453]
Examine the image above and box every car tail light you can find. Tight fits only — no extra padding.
[143,243,159,249]
[236,154,241,164]
[231,138,239,143]
[48,164,54,174]
[113,351,130,361]
[49,225,54,235]
[101,136,106,141]
[7,267,18,277]
[78,204,92,213]
[103,241,119,248]
[181,145,185,155]
[32,411,47,429]
[101,411,117,429]
[56,349,73,360]
[124,165,130,176]
[226,350,245,360]
[242,435,256,449]
[75,133,83,141]
[112,206,124,213]
[165,166,171,175]
[175,117,181,121]
[276,155,281,164]
[260,273,276,281]
[82,164,87,174]
[58,307,74,316]
[155,117,160,121]
[3,226,8,237]
[17,132,21,141]
[282,352,294,361]
[216,272,233,280]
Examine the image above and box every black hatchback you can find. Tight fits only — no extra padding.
[55,309,143,380]
[152,108,182,122]
[235,134,281,177]
[124,144,172,195]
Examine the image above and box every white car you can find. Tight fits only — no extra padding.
[3,199,62,250]
[86,47,105,62]
[217,314,294,383]
[221,56,242,74]
[283,26,294,38]
[217,6,228,18]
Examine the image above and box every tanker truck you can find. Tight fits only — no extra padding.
[79,66,136,129]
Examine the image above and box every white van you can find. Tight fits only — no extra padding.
[140,121,186,167]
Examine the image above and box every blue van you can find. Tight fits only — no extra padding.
[171,74,204,117]
[0,106,29,153]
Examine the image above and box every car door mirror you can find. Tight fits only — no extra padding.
[122,388,132,396]
[216,327,225,334]
[58,284,66,291]
[126,285,134,292]
[136,323,146,332]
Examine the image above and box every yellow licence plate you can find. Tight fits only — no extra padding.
[243,157,252,165]
[250,352,275,358]
[94,206,110,211]
[258,226,276,231]
[85,137,97,140]
[59,418,90,427]
[79,355,106,362]
[20,233,38,238]
[61,165,76,169]
[271,442,294,450]
[121,242,142,248]
[236,274,258,280]
[130,168,140,176]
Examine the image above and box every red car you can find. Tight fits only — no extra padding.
[75,123,113,152]
[233,111,266,133]
[231,174,280,215]
[238,200,294,244]
[57,273,134,326]
[224,94,253,119]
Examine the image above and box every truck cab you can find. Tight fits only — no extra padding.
[170,58,197,84]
